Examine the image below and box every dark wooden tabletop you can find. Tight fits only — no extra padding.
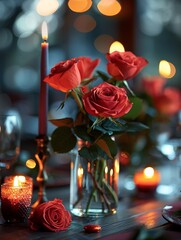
[0,185,181,240]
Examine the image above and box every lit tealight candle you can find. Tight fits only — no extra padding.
[134,167,160,192]
[1,177,33,223]
[5,175,33,190]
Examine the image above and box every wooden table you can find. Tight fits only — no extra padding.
[0,186,181,240]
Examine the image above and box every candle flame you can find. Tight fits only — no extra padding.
[78,167,84,176]
[13,176,21,187]
[143,167,154,178]
[114,159,120,173]
[105,166,108,174]
[42,21,48,41]
[18,176,26,183]
[110,168,113,177]
[109,41,125,53]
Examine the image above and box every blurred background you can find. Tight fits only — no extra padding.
[0,0,181,191]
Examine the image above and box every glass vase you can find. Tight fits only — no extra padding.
[70,143,119,217]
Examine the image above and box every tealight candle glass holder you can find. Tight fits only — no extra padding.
[1,183,33,223]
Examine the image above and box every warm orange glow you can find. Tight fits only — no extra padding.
[78,167,84,177]
[97,0,121,16]
[134,167,160,191]
[36,0,59,16]
[68,0,92,13]
[74,15,96,33]
[78,167,84,189]
[110,168,113,177]
[114,159,120,173]
[110,168,113,186]
[136,212,158,229]
[94,34,114,53]
[159,60,176,78]
[42,21,48,41]
[109,41,125,53]
[26,159,36,169]
[87,162,91,172]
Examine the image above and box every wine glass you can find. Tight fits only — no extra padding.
[0,114,21,176]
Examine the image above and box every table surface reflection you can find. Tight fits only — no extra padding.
[0,186,181,240]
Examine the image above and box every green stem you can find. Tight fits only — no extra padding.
[107,77,116,84]
[85,160,99,213]
[103,178,118,206]
[123,80,136,97]
[85,158,117,214]
[71,89,86,114]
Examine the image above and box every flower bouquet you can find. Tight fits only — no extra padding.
[133,75,181,165]
[44,51,148,216]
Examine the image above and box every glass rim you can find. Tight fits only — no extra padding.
[1,182,32,188]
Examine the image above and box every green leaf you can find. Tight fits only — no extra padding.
[51,126,77,153]
[96,70,109,81]
[73,125,93,142]
[49,118,74,127]
[124,122,149,133]
[123,97,143,120]
[96,136,118,159]
[79,145,100,161]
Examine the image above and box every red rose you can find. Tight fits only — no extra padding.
[77,56,100,79]
[44,57,99,92]
[28,199,72,232]
[106,51,148,80]
[82,82,133,118]
[142,76,166,97]
[153,88,181,115]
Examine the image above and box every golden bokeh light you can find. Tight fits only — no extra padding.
[97,0,121,16]
[109,41,125,53]
[74,15,96,33]
[68,0,92,13]
[36,0,59,16]
[94,34,114,53]
[26,159,36,169]
[159,60,176,78]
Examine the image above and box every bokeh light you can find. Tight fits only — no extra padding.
[74,15,96,33]
[0,28,13,50]
[94,34,114,53]
[0,1,15,21]
[4,66,38,92]
[17,34,39,52]
[26,159,36,169]
[13,11,40,38]
[68,0,92,13]
[36,0,60,16]
[159,60,176,78]
[97,0,121,16]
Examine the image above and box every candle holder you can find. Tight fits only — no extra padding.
[1,183,32,223]
[32,135,49,209]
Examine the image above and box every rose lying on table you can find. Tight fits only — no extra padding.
[28,199,72,232]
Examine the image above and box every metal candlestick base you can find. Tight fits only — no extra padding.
[32,135,49,209]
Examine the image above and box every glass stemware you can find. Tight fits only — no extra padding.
[0,114,21,179]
